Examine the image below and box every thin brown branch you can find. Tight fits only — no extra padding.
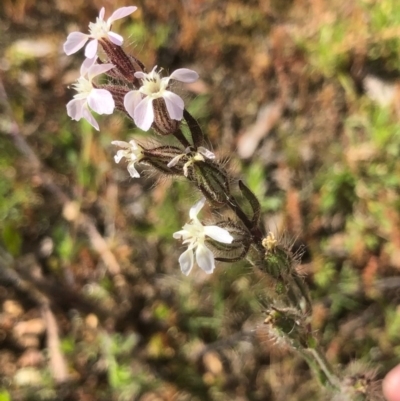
[41,304,69,383]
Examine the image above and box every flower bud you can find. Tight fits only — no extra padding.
[261,232,312,314]
[262,306,308,349]
[184,156,231,206]
[141,145,184,175]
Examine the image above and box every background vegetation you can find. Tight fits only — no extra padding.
[1,0,400,400]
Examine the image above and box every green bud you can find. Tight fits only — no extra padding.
[185,157,231,205]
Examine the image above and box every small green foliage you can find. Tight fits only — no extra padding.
[187,95,211,121]
[385,306,400,342]
[244,162,283,213]
[52,223,75,263]
[298,19,349,77]
[314,261,336,290]
[318,167,357,215]
[153,302,172,321]
[1,222,22,257]
[60,336,76,355]
[0,390,11,401]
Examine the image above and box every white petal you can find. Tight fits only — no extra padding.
[167,154,183,168]
[204,226,233,243]
[169,68,199,83]
[107,31,124,46]
[99,7,105,20]
[195,244,215,274]
[87,89,115,115]
[178,248,195,276]
[173,229,191,241]
[108,6,137,24]
[134,71,146,80]
[63,32,89,55]
[123,90,142,119]
[88,63,115,80]
[111,140,130,148]
[127,162,140,178]
[66,98,85,120]
[80,56,97,76]
[198,146,215,160]
[163,91,184,120]
[85,39,98,59]
[189,197,206,220]
[134,97,154,131]
[81,105,99,130]
[114,150,125,163]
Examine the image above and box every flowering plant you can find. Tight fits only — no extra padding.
[63,5,380,400]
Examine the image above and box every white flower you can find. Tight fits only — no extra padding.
[63,6,137,58]
[173,198,233,276]
[111,140,144,178]
[124,66,199,131]
[66,59,115,131]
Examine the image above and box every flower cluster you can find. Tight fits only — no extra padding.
[64,5,235,275]
[64,6,198,134]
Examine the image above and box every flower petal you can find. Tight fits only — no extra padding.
[163,91,184,121]
[80,56,97,76]
[63,32,89,55]
[81,105,99,131]
[127,162,140,178]
[85,39,98,59]
[108,6,137,24]
[114,149,126,163]
[198,146,215,160]
[99,7,105,20]
[169,68,199,83]
[66,98,86,120]
[111,140,130,148]
[107,31,124,46]
[189,197,206,220]
[87,89,115,115]
[204,226,233,243]
[134,96,154,131]
[173,229,191,241]
[123,90,142,119]
[178,248,195,276]
[134,71,146,80]
[195,244,215,274]
[88,63,115,80]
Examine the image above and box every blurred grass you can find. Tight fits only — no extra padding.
[1,0,400,400]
